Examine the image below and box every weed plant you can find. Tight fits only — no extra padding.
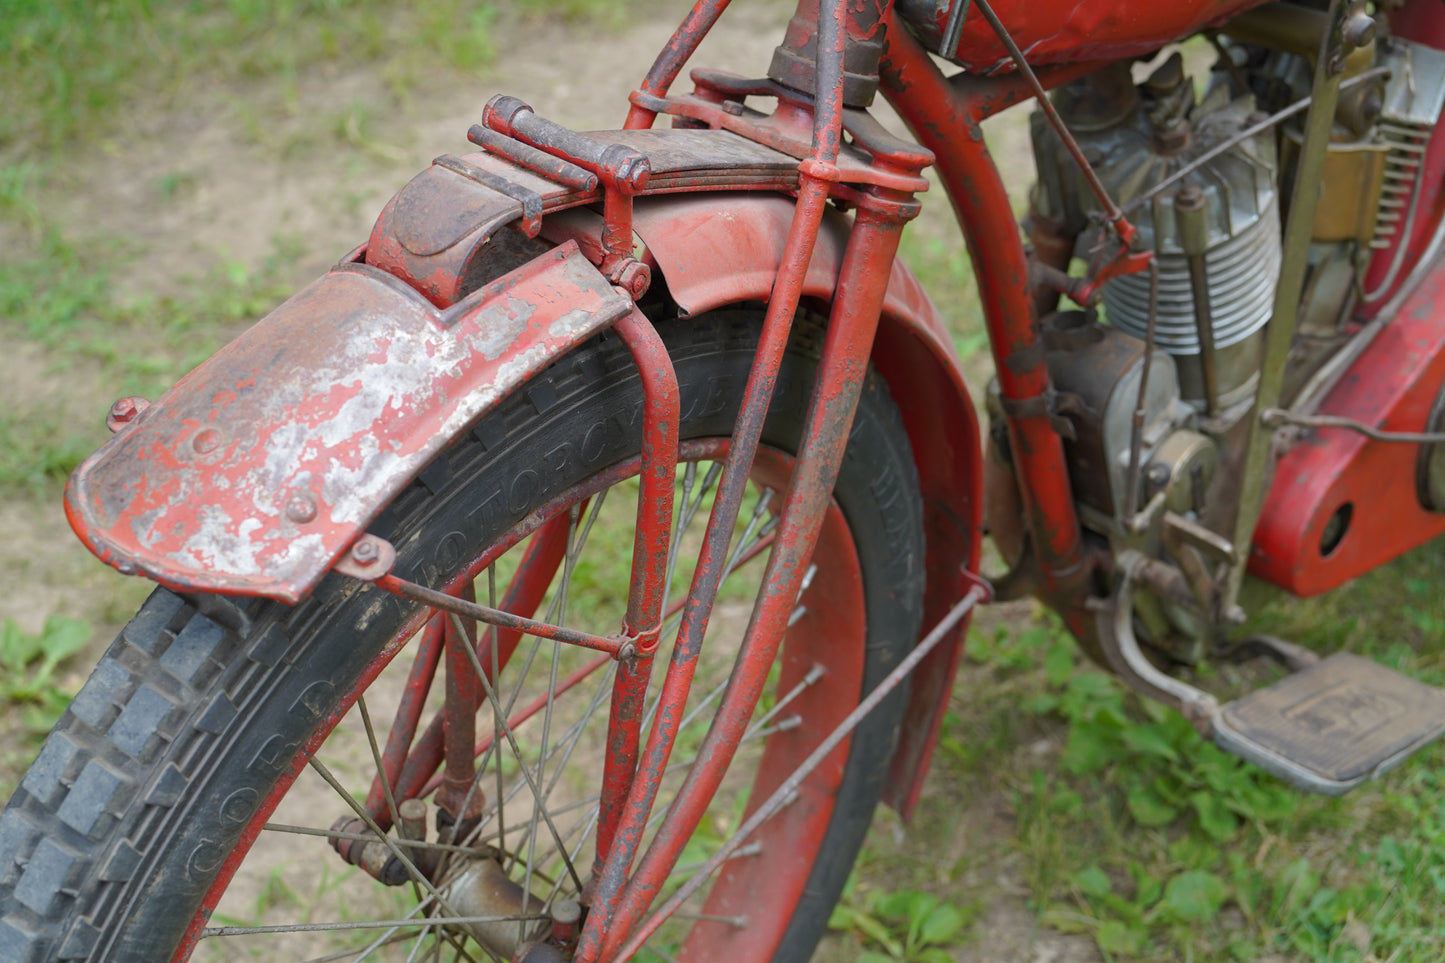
[6,4,1445,961]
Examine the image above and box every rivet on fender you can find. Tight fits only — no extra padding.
[285,495,319,524]
[192,428,223,454]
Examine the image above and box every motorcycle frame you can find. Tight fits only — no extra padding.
[71,0,1439,956]
[562,1,1115,955]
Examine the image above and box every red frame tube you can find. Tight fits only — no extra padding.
[595,308,682,877]
[880,17,1093,608]
[594,192,919,959]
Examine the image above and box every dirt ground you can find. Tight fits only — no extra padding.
[2,5,1100,960]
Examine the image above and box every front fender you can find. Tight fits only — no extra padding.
[66,242,631,603]
[632,193,984,819]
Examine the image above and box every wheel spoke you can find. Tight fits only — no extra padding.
[445,610,586,895]
[358,695,404,833]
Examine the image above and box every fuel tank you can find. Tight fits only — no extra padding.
[896,0,1272,74]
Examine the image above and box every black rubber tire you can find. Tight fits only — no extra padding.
[0,305,925,962]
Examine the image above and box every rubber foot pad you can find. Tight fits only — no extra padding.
[1213,652,1445,795]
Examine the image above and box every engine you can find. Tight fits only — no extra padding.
[1001,12,1445,653]
[1032,53,1279,414]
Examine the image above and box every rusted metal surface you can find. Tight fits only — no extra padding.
[614,578,990,960]
[376,572,633,659]
[439,585,486,826]
[898,0,1271,75]
[65,244,631,603]
[881,16,1091,615]
[596,309,681,873]
[378,516,571,820]
[439,858,547,958]
[625,0,735,129]
[578,172,842,962]
[368,130,801,308]
[594,177,922,960]
[1251,256,1445,596]
[363,614,443,830]
[581,7,906,947]
[630,189,983,817]
[766,0,888,108]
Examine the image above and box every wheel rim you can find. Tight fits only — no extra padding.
[182,441,867,962]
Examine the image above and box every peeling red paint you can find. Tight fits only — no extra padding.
[66,243,632,603]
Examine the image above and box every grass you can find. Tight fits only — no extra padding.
[830,548,1445,961]
[0,0,505,160]
[6,3,1445,962]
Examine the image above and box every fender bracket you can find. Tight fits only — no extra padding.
[66,242,631,603]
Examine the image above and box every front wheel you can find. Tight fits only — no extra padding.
[0,305,925,962]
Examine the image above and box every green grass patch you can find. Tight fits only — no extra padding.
[0,0,509,158]
[929,604,1445,962]
[0,616,91,741]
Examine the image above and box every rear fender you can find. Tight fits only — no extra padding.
[65,242,632,604]
[632,193,984,819]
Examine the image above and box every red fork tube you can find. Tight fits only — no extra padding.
[595,308,681,874]
[597,196,913,962]
[579,4,850,945]
[880,20,1088,598]
[575,169,834,963]
[437,583,483,825]
[624,0,735,129]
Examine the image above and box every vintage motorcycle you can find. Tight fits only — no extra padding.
[4,0,1445,958]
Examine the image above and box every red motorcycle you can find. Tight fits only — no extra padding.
[4,0,1444,959]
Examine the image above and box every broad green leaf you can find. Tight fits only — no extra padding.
[1062,725,1115,775]
[919,903,965,945]
[39,616,90,662]
[851,911,904,958]
[1126,783,1179,826]
[1096,919,1146,955]
[0,619,31,669]
[1072,865,1113,899]
[1131,864,1163,908]
[1044,638,1075,686]
[1121,724,1180,762]
[1191,791,1239,841]
[1157,869,1227,922]
[875,889,933,922]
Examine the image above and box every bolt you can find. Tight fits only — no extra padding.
[614,261,651,299]
[722,99,744,116]
[285,494,318,524]
[1343,11,1376,47]
[192,428,222,454]
[1174,183,1204,211]
[550,899,582,926]
[351,538,379,565]
[106,396,150,433]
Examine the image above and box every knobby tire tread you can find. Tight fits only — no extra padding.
[0,306,925,963]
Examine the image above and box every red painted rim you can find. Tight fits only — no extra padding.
[179,442,866,961]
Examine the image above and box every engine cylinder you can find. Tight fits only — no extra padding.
[1031,55,1281,409]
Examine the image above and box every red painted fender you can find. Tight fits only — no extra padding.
[65,243,632,603]
[632,193,984,818]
